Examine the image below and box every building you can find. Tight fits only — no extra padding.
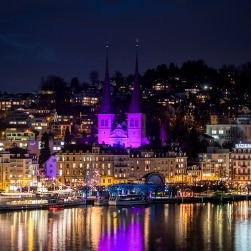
[0,151,10,191]
[55,144,128,188]
[0,147,39,192]
[97,44,149,148]
[206,106,251,146]
[129,149,187,184]
[53,144,188,188]
[231,143,251,184]
[197,147,231,182]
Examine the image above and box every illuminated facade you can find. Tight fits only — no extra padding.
[206,106,251,145]
[54,145,188,187]
[0,148,38,192]
[97,45,149,148]
[0,152,10,191]
[232,143,251,183]
[198,147,231,181]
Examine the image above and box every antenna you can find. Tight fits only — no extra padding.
[136,38,139,47]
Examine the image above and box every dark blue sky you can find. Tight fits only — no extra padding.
[1,0,251,93]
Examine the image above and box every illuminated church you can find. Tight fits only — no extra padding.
[97,44,149,148]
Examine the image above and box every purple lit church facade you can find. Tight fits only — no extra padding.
[98,46,149,148]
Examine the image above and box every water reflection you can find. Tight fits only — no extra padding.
[0,201,250,251]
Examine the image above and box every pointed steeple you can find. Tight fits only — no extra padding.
[128,40,141,113]
[100,42,112,113]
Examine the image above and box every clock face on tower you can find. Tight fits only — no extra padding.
[116,130,122,136]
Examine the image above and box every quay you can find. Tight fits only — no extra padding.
[151,194,251,204]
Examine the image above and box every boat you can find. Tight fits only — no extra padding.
[0,199,49,211]
[47,201,64,210]
[94,197,109,206]
[60,197,87,208]
[108,194,151,206]
[47,189,87,209]
[0,192,87,211]
[0,192,34,198]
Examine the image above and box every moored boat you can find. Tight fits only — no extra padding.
[108,194,151,206]
[0,199,49,211]
[0,192,87,211]
[94,197,109,206]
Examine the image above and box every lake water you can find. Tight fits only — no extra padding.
[0,201,251,251]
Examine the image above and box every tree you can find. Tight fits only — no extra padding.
[64,127,71,145]
[155,64,169,80]
[186,127,200,160]
[39,132,51,166]
[39,75,72,110]
[70,77,82,93]
[89,71,99,85]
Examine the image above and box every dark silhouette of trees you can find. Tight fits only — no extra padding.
[112,71,124,93]
[186,127,200,160]
[39,75,72,110]
[89,71,99,85]
[64,127,71,145]
[70,77,82,93]
[180,59,216,88]
[155,64,169,80]
[39,132,51,166]
[142,68,156,89]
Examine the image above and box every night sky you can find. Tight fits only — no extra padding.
[1,0,251,94]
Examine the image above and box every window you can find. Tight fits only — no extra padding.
[130,118,134,127]
[219,128,224,135]
[135,119,138,127]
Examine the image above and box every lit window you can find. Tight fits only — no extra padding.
[212,128,217,134]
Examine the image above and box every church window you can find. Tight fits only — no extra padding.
[135,119,138,127]
[101,119,104,127]
[105,119,108,126]
[130,118,134,127]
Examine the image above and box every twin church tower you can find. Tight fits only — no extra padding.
[97,44,149,148]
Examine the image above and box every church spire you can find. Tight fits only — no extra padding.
[99,41,112,113]
[128,39,141,113]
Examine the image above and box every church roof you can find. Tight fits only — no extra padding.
[128,44,141,113]
[99,44,112,114]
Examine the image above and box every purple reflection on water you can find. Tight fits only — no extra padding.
[98,207,143,251]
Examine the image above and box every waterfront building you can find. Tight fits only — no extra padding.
[55,144,134,187]
[129,149,187,184]
[231,143,251,184]
[9,147,39,191]
[186,164,202,184]
[0,147,39,191]
[0,151,10,191]
[197,147,231,182]
[54,144,188,188]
